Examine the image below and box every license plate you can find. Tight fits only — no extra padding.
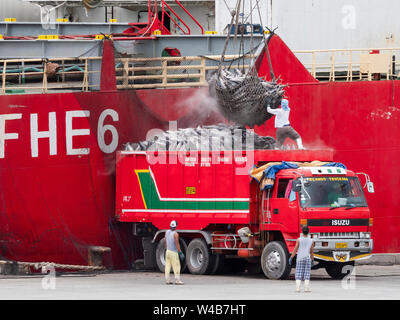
[336,242,347,249]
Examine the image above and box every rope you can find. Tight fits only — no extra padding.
[233,0,242,41]
[219,0,240,69]
[222,0,232,12]
[199,41,262,65]
[249,0,255,70]
[243,0,262,25]
[219,0,254,75]
[82,0,103,9]
[75,41,102,59]
[1,260,105,271]
[208,0,284,127]
[255,0,275,81]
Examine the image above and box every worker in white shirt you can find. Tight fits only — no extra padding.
[267,99,305,150]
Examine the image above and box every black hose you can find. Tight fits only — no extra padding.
[82,0,103,9]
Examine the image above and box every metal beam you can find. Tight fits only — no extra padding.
[0,34,264,59]
[0,22,130,37]
[22,0,214,7]
[140,34,264,59]
[0,40,104,59]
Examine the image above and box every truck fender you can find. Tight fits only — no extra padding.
[282,232,298,252]
[152,229,213,245]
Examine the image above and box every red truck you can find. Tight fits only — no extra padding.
[115,149,374,279]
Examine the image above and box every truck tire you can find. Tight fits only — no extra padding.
[186,238,213,275]
[155,238,187,273]
[261,241,291,280]
[325,261,355,279]
[209,254,224,275]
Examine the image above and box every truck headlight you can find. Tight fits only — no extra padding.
[311,233,319,239]
[360,232,371,239]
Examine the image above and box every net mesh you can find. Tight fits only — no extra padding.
[208,68,285,127]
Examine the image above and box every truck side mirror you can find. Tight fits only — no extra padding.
[356,172,374,193]
[292,178,310,192]
[292,180,301,192]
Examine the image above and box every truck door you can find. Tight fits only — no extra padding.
[270,178,299,234]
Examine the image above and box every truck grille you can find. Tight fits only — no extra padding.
[318,232,359,239]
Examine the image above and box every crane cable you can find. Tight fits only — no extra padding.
[219,0,241,69]
[255,0,276,81]
[82,0,103,9]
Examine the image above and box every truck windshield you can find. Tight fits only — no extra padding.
[299,176,368,209]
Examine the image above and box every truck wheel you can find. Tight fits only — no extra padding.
[216,254,226,274]
[209,254,225,275]
[155,238,187,273]
[261,241,291,280]
[186,238,212,275]
[325,262,355,279]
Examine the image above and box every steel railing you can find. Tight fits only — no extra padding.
[4,47,399,95]
[0,54,255,94]
[0,56,102,94]
[293,47,400,81]
[115,54,254,90]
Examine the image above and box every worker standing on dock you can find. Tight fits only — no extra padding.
[165,220,185,285]
[267,99,305,150]
[289,226,314,292]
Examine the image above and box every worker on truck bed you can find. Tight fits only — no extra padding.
[267,99,305,150]
[289,226,314,292]
[165,220,185,285]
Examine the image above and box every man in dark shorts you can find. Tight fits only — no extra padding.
[267,99,305,150]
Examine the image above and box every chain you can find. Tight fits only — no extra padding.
[222,0,232,11]
[1,260,105,271]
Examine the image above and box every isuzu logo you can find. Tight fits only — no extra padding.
[331,219,350,226]
[307,219,368,227]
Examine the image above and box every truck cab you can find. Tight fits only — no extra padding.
[261,166,373,279]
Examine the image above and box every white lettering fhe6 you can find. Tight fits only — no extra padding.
[0,109,119,158]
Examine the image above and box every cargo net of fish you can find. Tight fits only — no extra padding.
[125,124,276,152]
[209,68,285,127]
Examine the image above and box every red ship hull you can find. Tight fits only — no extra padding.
[0,35,398,269]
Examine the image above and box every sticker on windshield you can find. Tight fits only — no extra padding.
[328,177,349,181]
[306,177,327,181]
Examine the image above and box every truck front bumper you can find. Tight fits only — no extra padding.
[313,238,373,262]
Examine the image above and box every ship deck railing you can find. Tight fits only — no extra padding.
[2,48,400,95]
[114,54,254,90]
[0,56,102,94]
[0,54,254,94]
[293,47,400,81]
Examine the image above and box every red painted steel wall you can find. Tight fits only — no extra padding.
[256,34,319,84]
[0,90,166,268]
